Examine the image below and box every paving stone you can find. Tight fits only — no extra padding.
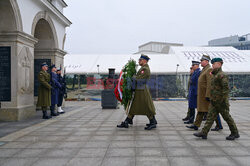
[136,157,169,166]
[201,156,237,166]
[136,147,165,157]
[32,158,69,166]
[102,157,135,166]
[166,147,195,157]
[1,157,38,166]
[106,148,135,157]
[232,156,250,166]
[75,148,107,157]
[168,157,201,166]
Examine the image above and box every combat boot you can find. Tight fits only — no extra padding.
[193,132,207,139]
[117,117,131,128]
[117,121,129,128]
[145,119,157,130]
[186,124,198,130]
[146,116,157,126]
[182,116,189,121]
[127,117,133,125]
[226,133,240,140]
[42,111,51,119]
[51,110,59,116]
[211,126,223,131]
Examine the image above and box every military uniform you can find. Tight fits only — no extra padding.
[194,58,239,140]
[37,63,52,119]
[128,63,156,119]
[187,55,222,130]
[50,67,62,116]
[117,54,157,130]
[57,70,66,113]
[186,62,200,124]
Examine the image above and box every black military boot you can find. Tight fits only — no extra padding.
[146,116,157,127]
[193,132,207,139]
[186,124,198,130]
[226,133,240,140]
[182,116,189,121]
[127,117,133,125]
[117,117,131,128]
[50,106,59,116]
[42,111,51,119]
[145,119,157,130]
[211,126,223,131]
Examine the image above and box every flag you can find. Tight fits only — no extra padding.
[114,70,123,102]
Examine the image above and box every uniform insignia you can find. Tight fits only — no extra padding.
[141,70,144,74]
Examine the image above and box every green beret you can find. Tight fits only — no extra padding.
[211,58,223,64]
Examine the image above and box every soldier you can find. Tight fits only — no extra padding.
[37,62,52,119]
[194,58,239,140]
[182,67,194,121]
[184,61,200,124]
[117,54,157,130]
[50,65,62,116]
[57,68,66,114]
[186,55,223,130]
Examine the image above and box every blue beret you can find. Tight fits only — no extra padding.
[41,62,48,67]
[50,64,56,69]
[139,54,150,61]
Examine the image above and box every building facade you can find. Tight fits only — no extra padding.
[136,41,183,54]
[209,34,250,50]
[0,0,71,121]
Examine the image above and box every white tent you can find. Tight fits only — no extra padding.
[64,46,250,75]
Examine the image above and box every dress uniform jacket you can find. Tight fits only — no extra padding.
[50,72,61,105]
[197,64,212,112]
[37,70,52,107]
[129,64,156,118]
[188,68,200,109]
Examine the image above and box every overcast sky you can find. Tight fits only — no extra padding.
[64,0,250,54]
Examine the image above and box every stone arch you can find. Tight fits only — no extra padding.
[31,11,59,49]
[0,0,23,32]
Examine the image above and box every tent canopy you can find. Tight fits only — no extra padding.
[64,46,250,75]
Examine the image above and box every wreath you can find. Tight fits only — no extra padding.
[121,59,137,109]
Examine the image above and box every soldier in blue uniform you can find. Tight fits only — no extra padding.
[50,65,61,116]
[184,61,200,124]
[57,68,66,114]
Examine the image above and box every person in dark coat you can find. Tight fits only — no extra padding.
[183,67,194,121]
[37,62,52,119]
[184,61,201,124]
[50,65,61,116]
[57,68,66,114]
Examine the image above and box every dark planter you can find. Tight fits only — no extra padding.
[101,89,118,109]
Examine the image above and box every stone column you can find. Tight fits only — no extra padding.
[0,31,38,121]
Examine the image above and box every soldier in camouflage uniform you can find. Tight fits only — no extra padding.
[194,58,239,140]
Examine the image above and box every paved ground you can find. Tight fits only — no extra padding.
[0,101,250,166]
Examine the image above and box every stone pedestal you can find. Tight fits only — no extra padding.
[0,31,37,121]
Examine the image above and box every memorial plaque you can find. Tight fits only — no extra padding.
[34,59,51,96]
[0,47,11,101]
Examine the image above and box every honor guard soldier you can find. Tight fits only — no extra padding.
[117,54,157,130]
[50,65,62,116]
[194,58,239,140]
[184,61,201,124]
[57,68,66,114]
[37,62,52,119]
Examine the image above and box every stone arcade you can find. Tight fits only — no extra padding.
[0,0,71,121]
